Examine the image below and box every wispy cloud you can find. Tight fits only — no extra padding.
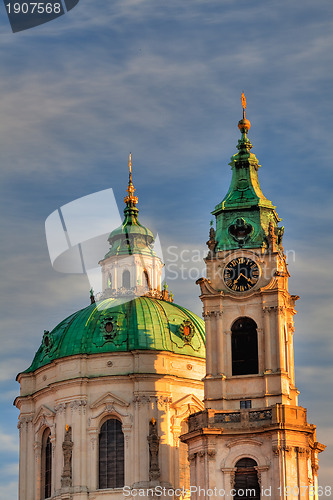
[0,480,18,500]
[0,429,18,454]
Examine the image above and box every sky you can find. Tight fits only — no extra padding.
[0,0,332,497]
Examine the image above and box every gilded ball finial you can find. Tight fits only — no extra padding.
[238,92,251,133]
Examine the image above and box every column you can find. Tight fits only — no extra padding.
[122,423,133,487]
[133,396,140,485]
[55,402,66,493]
[114,265,117,291]
[18,419,27,500]
[255,466,270,497]
[34,441,42,500]
[276,306,286,372]
[189,454,198,500]
[204,312,213,376]
[80,401,88,492]
[221,468,237,500]
[26,419,35,499]
[225,331,232,377]
[257,327,264,374]
[210,313,217,375]
[87,428,98,490]
[217,312,224,375]
[263,307,272,372]
[50,430,56,500]
[289,324,295,385]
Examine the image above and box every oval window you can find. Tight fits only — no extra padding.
[105,322,113,333]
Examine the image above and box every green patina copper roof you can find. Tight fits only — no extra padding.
[104,156,156,258]
[25,297,206,373]
[212,103,284,252]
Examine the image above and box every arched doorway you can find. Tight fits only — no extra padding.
[234,458,260,499]
[231,317,258,376]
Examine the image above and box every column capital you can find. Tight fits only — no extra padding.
[203,310,221,318]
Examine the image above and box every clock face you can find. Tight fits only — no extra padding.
[223,257,260,292]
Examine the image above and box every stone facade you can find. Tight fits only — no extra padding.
[15,350,205,499]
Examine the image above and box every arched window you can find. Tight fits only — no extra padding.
[122,270,130,289]
[99,418,124,489]
[41,428,52,499]
[142,269,150,289]
[232,317,258,376]
[234,458,260,499]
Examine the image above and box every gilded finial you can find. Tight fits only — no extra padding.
[65,424,69,432]
[238,92,251,134]
[124,153,138,206]
[241,92,247,119]
[129,152,132,183]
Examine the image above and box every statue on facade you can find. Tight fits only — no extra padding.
[61,425,73,488]
[147,418,160,481]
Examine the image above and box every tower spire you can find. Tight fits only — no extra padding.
[124,152,138,208]
[211,94,282,252]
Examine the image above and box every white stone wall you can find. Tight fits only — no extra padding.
[16,351,205,500]
[100,253,164,293]
[186,427,322,500]
[201,248,299,410]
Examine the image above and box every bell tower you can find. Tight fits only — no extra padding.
[181,96,325,500]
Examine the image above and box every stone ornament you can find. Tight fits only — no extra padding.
[100,316,119,341]
[61,425,73,488]
[179,320,195,344]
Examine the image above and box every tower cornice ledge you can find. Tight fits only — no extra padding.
[196,277,223,297]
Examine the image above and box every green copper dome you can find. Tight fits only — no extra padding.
[25,297,206,373]
[104,204,155,258]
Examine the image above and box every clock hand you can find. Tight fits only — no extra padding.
[235,272,247,283]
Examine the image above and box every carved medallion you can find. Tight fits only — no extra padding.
[179,320,195,344]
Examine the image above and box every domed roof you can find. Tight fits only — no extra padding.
[104,205,155,258]
[26,297,206,373]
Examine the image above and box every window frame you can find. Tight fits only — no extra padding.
[231,317,259,376]
[41,428,52,500]
[98,417,125,490]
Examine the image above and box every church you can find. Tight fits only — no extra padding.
[14,97,325,500]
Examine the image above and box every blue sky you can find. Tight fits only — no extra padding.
[0,1,332,497]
